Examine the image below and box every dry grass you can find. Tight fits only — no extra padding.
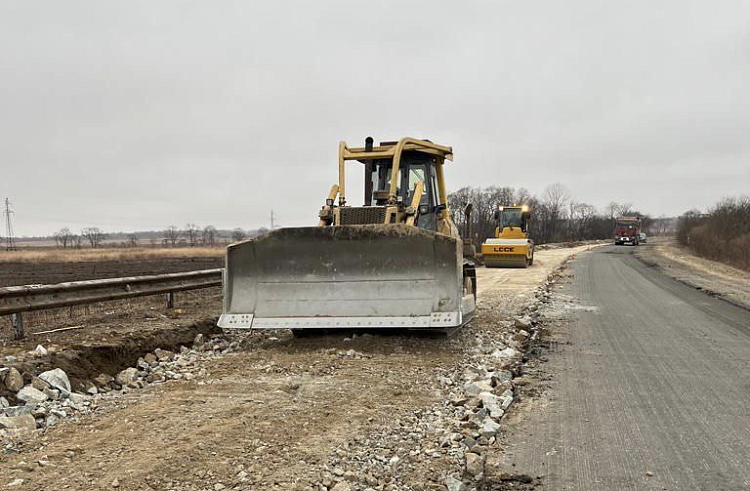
[0,247,225,263]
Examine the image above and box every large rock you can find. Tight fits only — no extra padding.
[16,386,48,404]
[0,397,8,408]
[0,414,37,437]
[39,368,72,396]
[330,482,352,491]
[479,392,505,419]
[3,405,35,417]
[490,370,513,386]
[465,452,484,478]
[116,368,139,386]
[68,393,90,405]
[94,373,114,387]
[444,475,467,491]
[479,417,501,438]
[193,333,205,349]
[3,368,24,392]
[153,348,174,362]
[491,347,520,361]
[80,380,98,395]
[31,377,49,391]
[464,380,493,397]
[513,330,530,343]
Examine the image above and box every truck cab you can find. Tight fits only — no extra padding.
[614,217,641,246]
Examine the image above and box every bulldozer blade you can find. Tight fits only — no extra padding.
[218,224,475,330]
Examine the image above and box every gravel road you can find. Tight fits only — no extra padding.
[495,244,750,490]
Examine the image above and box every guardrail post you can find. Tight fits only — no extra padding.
[166,292,175,309]
[11,313,24,340]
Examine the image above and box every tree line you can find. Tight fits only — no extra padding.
[447,183,651,245]
[53,227,108,248]
[161,224,250,247]
[53,224,262,249]
[677,196,750,271]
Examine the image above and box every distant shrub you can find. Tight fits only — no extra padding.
[677,196,750,271]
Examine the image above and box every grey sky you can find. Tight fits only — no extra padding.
[2,0,749,236]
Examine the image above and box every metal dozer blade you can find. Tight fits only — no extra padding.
[218,224,473,331]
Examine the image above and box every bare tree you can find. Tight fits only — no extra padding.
[542,183,570,213]
[185,223,200,247]
[538,183,570,242]
[163,226,181,246]
[81,227,107,248]
[605,202,634,220]
[53,227,75,248]
[202,225,217,246]
[231,228,246,242]
[568,202,597,240]
[126,233,139,247]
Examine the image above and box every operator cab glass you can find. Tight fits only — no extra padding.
[497,208,528,232]
[363,152,439,230]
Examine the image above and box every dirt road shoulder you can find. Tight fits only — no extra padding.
[635,237,750,310]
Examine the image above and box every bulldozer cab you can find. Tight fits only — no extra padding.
[318,137,455,235]
[366,153,440,230]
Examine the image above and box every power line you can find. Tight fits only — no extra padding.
[3,198,17,251]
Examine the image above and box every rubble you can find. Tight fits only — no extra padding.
[116,367,139,387]
[16,386,49,404]
[464,451,484,478]
[3,368,24,392]
[0,414,36,438]
[39,368,72,397]
[309,265,562,491]
[0,335,238,442]
[445,475,466,491]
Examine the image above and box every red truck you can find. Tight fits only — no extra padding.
[613,216,641,245]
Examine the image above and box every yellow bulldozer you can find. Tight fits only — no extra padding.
[481,205,534,268]
[218,137,477,332]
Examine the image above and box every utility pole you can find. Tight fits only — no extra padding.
[270,209,276,230]
[3,198,16,251]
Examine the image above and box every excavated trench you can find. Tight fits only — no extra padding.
[1,319,221,403]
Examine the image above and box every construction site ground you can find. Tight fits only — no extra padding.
[0,244,594,491]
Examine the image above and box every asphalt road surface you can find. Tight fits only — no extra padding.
[500,245,750,491]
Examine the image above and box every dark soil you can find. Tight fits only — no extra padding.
[0,256,223,287]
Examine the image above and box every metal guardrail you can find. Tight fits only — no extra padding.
[0,269,223,339]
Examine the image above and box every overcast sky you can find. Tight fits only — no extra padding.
[2,1,749,236]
